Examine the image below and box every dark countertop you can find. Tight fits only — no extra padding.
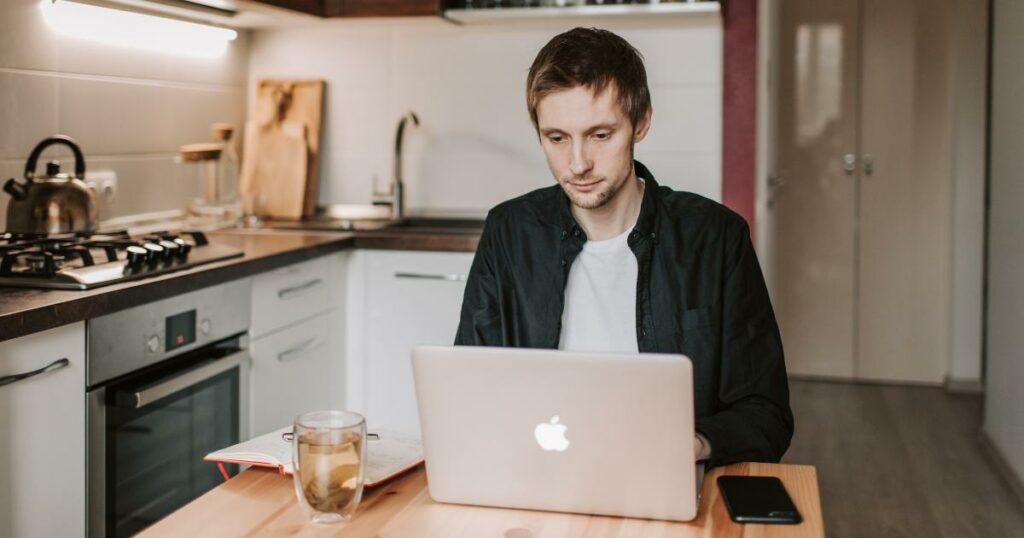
[0,224,482,343]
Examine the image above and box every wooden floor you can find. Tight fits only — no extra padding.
[782,379,1024,537]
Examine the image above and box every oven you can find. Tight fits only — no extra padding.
[86,278,251,537]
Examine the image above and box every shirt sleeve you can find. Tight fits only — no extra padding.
[694,219,794,467]
[454,212,505,346]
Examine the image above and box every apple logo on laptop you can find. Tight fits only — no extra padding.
[534,415,570,451]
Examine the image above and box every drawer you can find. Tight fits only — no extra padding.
[250,313,334,437]
[251,256,332,338]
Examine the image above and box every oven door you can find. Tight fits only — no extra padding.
[87,341,250,538]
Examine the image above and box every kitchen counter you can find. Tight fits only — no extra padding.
[139,462,824,537]
[0,224,482,343]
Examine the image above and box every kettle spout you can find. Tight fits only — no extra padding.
[3,178,27,200]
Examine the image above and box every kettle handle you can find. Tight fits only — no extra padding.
[24,135,86,180]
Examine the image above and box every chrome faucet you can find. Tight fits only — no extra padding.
[373,111,419,221]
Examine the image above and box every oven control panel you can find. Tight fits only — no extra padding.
[87,277,252,387]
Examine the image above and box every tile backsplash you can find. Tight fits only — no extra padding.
[0,0,248,226]
[249,14,722,215]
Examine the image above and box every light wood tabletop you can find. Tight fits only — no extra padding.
[140,462,823,537]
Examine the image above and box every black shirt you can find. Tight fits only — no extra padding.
[454,160,794,468]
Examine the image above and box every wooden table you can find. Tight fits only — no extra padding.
[141,462,823,537]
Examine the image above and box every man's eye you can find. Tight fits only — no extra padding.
[594,132,610,140]
[549,136,564,143]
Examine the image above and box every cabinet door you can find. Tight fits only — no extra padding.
[360,250,474,437]
[0,323,86,538]
[250,313,334,436]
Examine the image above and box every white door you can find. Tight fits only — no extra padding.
[772,0,860,379]
[856,0,952,383]
[0,323,86,538]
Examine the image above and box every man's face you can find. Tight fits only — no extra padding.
[536,84,651,210]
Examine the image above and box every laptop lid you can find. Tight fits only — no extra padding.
[411,345,699,521]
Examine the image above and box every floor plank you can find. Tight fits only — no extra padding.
[782,379,1024,537]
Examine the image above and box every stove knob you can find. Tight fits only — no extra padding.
[146,335,161,353]
[199,318,211,336]
[158,240,179,260]
[142,242,164,264]
[126,245,148,267]
[173,237,191,258]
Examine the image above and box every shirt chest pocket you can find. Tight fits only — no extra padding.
[679,305,715,331]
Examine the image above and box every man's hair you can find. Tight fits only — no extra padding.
[526,27,651,131]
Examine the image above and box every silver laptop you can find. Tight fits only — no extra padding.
[411,345,703,521]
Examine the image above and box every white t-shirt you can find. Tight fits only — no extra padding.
[555,189,714,460]
[557,222,639,354]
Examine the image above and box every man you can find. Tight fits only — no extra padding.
[454,27,793,469]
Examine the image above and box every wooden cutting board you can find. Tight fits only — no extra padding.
[240,120,307,219]
[240,78,324,218]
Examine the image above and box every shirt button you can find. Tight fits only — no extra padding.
[560,259,567,267]
[573,228,581,237]
[560,230,568,239]
[640,327,648,337]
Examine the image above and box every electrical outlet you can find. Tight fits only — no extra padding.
[85,170,118,202]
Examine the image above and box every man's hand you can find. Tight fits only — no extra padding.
[695,433,711,462]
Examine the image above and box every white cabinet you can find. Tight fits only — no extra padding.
[0,323,86,538]
[346,250,475,437]
[249,253,345,436]
[250,312,334,436]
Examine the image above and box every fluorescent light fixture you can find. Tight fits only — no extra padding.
[40,0,238,59]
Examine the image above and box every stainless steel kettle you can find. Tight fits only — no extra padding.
[3,135,98,234]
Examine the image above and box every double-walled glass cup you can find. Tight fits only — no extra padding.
[291,410,367,523]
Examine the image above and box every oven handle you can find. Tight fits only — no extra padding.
[114,349,249,409]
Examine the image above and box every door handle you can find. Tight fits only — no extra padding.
[843,154,857,175]
[0,358,69,388]
[863,154,874,176]
[394,272,467,282]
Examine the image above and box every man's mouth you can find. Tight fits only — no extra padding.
[568,179,602,192]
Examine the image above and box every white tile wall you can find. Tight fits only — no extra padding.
[250,14,722,215]
[0,0,249,226]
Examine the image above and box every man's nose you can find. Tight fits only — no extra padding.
[569,141,593,177]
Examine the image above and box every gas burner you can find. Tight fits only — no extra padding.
[0,230,241,290]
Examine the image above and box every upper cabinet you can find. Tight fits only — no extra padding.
[246,0,443,18]
[328,0,443,17]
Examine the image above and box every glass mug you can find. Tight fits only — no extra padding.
[291,410,367,523]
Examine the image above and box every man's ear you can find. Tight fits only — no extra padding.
[632,106,653,143]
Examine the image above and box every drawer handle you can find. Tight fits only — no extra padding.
[0,358,69,388]
[277,337,323,363]
[277,278,325,299]
[394,272,467,282]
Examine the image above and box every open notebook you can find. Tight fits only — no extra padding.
[205,426,424,488]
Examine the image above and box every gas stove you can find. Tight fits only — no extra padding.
[0,230,243,290]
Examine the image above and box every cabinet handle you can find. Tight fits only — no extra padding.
[394,272,467,282]
[277,278,324,299]
[277,337,323,363]
[0,358,69,388]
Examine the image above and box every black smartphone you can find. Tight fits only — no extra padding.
[717,476,802,524]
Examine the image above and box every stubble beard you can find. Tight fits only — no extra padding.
[562,176,621,210]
